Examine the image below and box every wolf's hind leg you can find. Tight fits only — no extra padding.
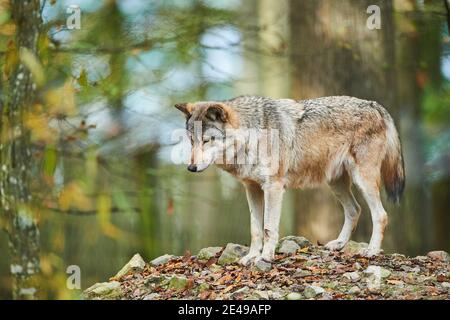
[352,167,387,256]
[239,182,264,266]
[325,171,361,251]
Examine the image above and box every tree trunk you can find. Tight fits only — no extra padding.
[289,0,396,245]
[258,0,291,98]
[0,0,42,299]
[393,0,436,254]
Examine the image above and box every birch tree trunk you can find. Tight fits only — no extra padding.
[0,0,41,299]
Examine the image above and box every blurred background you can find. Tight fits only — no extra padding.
[0,0,449,299]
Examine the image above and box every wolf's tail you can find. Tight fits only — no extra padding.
[381,113,405,203]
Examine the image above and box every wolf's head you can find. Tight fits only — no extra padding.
[174,101,239,172]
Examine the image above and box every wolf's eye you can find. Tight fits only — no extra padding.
[203,137,211,143]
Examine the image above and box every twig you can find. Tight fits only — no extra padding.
[43,204,139,216]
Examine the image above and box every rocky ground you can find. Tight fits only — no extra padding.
[84,236,450,300]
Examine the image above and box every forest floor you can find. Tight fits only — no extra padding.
[84,236,450,300]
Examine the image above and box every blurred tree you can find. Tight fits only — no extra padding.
[289,0,397,246]
[394,0,440,253]
[0,0,41,299]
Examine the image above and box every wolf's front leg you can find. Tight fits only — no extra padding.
[239,183,264,266]
[257,182,285,263]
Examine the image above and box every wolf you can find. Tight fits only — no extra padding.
[174,95,405,266]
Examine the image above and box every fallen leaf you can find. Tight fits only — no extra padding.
[387,279,404,285]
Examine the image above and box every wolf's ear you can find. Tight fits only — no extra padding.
[174,103,190,116]
[205,104,228,122]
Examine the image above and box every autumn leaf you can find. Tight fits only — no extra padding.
[205,257,217,267]
[198,290,211,300]
[3,40,18,78]
[78,69,88,88]
[436,274,448,282]
[24,112,56,144]
[216,274,232,285]
[186,278,194,290]
[182,250,191,263]
[97,193,122,238]
[222,285,235,293]
[20,47,45,86]
[415,70,428,89]
[386,279,404,285]
[0,21,15,36]
[58,181,92,212]
[166,198,174,215]
[44,80,76,117]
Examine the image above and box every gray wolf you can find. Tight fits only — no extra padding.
[174,95,405,265]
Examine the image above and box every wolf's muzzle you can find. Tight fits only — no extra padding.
[187,164,198,172]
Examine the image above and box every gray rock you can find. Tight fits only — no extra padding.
[253,259,272,272]
[342,241,369,255]
[353,262,363,270]
[197,247,223,261]
[303,285,325,299]
[366,275,381,293]
[217,243,249,265]
[256,283,267,290]
[294,269,312,278]
[410,266,421,273]
[84,281,122,299]
[143,293,160,300]
[286,292,302,300]
[150,254,174,266]
[441,282,450,290]
[364,265,391,278]
[319,292,333,300]
[390,253,407,260]
[348,286,361,295]
[230,287,249,298]
[209,264,223,273]
[414,255,429,262]
[168,275,189,291]
[363,266,391,293]
[322,281,338,290]
[427,250,450,262]
[277,236,311,251]
[343,271,361,282]
[114,253,146,279]
[289,284,305,292]
[277,240,300,254]
[144,275,169,287]
[304,260,317,267]
[270,291,283,299]
[253,290,269,299]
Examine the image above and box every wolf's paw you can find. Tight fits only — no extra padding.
[255,254,273,265]
[239,253,259,266]
[324,239,346,251]
[361,247,382,257]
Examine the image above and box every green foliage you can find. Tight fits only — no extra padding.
[43,145,58,177]
[422,84,450,125]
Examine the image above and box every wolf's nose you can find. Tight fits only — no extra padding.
[187,164,197,172]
